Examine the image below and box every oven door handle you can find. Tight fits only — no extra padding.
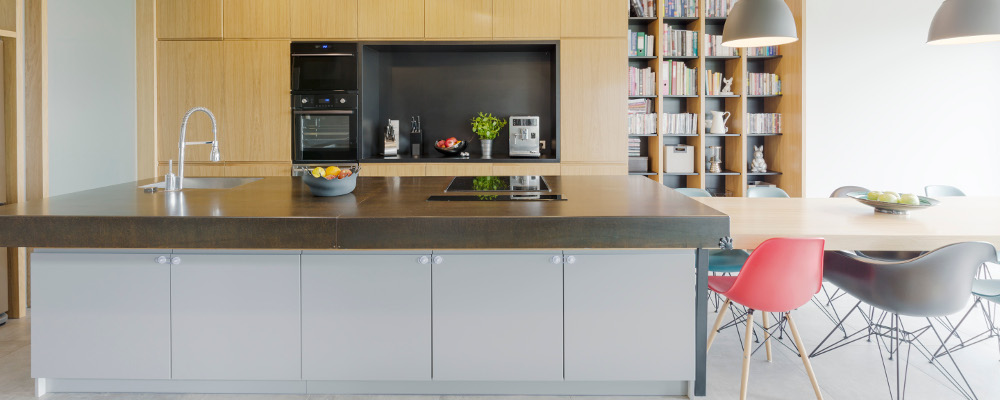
[293,110,355,115]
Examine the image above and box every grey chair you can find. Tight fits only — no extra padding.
[747,186,790,198]
[925,185,966,197]
[674,188,712,197]
[930,279,1000,361]
[811,243,997,400]
[829,186,868,198]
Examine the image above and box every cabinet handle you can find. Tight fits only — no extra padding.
[417,255,430,265]
[432,255,444,265]
[565,255,577,264]
[155,256,168,264]
[550,255,563,264]
[170,256,182,265]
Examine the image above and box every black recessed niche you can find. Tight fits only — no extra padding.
[360,42,559,161]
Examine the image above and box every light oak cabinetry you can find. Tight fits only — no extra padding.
[358,0,425,39]
[492,163,560,176]
[560,162,626,176]
[425,163,493,176]
[222,40,291,162]
[156,41,224,163]
[493,0,560,39]
[360,163,427,177]
[290,0,358,39]
[425,0,493,39]
[560,0,623,38]
[559,38,626,165]
[156,0,223,39]
[223,0,290,38]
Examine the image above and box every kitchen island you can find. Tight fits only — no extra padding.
[0,176,729,397]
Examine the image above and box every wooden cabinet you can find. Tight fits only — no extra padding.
[156,0,223,39]
[223,0,290,38]
[358,0,424,39]
[559,38,626,163]
[302,253,432,380]
[564,250,696,380]
[360,163,427,176]
[31,251,171,379]
[560,0,624,38]
[223,40,291,162]
[290,0,358,39]
[171,253,301,380]
[432,252,563,381]
[156,41,224,163]
[425,0,493,39]
[493,0,559,39]
[492,163,560,176]
[425,163,493,176]
[560,162,626,175]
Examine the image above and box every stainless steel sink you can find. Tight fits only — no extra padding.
[140,177,262,190]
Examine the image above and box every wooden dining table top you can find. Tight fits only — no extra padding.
[695,196,1000,251]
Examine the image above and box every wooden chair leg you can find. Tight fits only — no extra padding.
[740,309,755,400]
[707,298,731,352]
[787,311,824,400]
[762,312,773,362]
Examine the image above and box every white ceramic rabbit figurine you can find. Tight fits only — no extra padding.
[750,146,767,173]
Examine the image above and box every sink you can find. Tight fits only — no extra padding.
[140,177,262,190]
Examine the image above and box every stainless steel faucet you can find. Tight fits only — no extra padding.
[171,107,220,190]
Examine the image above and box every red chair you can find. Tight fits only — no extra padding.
[706,238,826,400]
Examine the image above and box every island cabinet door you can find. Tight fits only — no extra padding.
[301,253,432,380]
[563,250,696,381]
[432,252,563,381]
[31,251,171,379]
[170,253,302,380]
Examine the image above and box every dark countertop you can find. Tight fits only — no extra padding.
[362,154,559,163]
[0,176,729,250]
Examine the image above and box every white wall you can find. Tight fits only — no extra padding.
[47,0,136,196]
[805,0,1000,197]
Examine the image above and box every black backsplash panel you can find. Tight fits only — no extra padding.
[360,43,558,159]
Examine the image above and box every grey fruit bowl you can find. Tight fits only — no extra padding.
[302,168,359,197]
[846,191,940,215]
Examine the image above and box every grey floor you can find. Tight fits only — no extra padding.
[1,282,998,399]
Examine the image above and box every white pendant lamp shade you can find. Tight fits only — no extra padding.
[721,0,798,48]
[928,0,1000,45]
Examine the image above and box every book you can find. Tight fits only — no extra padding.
[746,73,782,96]
[747,113,782,134]
[663,113,698,135]
[627,99,657,136]
[628,30,655,57]
[705,33,739,56]
[703,70,727,95]
[664,0,698,17]
[663,26,698,57]
[628,66,656,96]
[630,0,657,17]
[746,46,780,57]
[662,61,697,96]
[706,0,738,18]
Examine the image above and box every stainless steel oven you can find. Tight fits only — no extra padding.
[293,94,359,163]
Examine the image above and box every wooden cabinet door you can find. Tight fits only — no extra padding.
[302,253,432,380]
[432,252,563,381]
[157,41,224,163]
[290,0,358,39]
[559,38,626,163]
[425,0,493,39]
[493,0,559,39]
[358,0,425,39]
[425,163,494,176]
[492,163,561,176]
[223,0,290,38]
[156,0,223,39]
[359,163,426,176]
[171,253,301,380]
[223,40,291,162]
[560,0,624,38]
[31,251,171,379]
[564,250,696,380]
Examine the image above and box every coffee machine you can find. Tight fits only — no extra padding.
[509,116,541,157]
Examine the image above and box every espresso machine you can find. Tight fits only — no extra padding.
[509,116,541,157]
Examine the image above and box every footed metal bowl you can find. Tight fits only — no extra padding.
[302,167,359,197]
[846,191,939,215]
[434,140,468,157]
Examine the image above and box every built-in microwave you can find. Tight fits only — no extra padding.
[290,42,358,93]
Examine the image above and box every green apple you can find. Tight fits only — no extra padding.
[877,193,899,203]
[899,194,920,205]
[884,191,899,198]
[867,191,882,200]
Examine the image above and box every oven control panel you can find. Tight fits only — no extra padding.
[294,94,357,109]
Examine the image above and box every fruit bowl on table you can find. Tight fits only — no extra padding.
[434,139,467,156]
[302,166,359,197]
[846,191,940,215]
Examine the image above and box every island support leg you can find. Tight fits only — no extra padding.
[695,248,709,396]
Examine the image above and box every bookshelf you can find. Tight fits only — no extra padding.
[627,0,804,197]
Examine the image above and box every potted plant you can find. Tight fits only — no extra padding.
[470,112,506,158]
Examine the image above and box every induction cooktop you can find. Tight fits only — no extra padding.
[428,194,565,202]
[445,176,550,192]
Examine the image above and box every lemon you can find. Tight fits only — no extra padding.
[311,167,326,178]
[326,166,341,177]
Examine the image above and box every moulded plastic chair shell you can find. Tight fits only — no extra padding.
[708,238,825,313]
[674,188,712,197]
[830,186,868,198]
[972,279,1000,304]
[925,185,966,197]
[747,187,790,198]
[823,242,996,317]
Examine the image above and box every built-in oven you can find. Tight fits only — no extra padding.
[293,93,359,164]
[291,42,358,93]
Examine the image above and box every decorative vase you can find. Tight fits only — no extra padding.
[481,139,493,158]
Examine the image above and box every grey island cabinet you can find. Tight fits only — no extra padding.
[1,176,729,397]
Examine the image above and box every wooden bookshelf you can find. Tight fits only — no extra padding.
[627,0,804,196]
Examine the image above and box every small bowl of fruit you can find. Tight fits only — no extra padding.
[303,166,359,197]
[847,190,940,215]
[434,137,467,157]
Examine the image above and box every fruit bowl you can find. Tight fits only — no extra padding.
[846,191,940,215]
[302,167,359,197]
[434,140,467,156]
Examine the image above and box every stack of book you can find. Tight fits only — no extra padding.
[628,66,656,96]
[663,26,698,57]
[705,33,738,56]
[664,0,697,17]
[628,138,642,157]
[628,99,657,135]
[747,46,780,57]
[747,73,782,95]
[663,113,698,135]
[628,30,655,56]
[747,113,782,134]
[706,0,738,17]
[662,61,697,96]
[630,0,657,17]
[703,70,730,95]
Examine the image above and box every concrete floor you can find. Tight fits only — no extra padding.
[0,290,997,399]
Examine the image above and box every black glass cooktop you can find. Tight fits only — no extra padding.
[445,176,550,192]
[428,194,565,202]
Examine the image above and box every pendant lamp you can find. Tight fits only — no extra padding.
[928,0,1000,45]
[721,0,798,48]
